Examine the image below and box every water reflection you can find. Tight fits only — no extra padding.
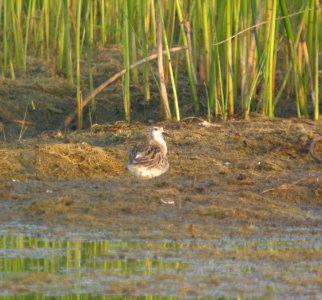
[0,235,188,298]
[0,229,321,299]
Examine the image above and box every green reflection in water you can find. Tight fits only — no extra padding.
[0,235,188,299]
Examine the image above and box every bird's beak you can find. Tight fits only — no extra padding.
[162,131,172,138]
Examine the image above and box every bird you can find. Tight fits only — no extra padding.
[128,126,171,179]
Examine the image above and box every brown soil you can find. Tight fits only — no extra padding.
[0,118,321,240]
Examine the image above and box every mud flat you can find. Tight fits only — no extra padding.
[0,118,321,298]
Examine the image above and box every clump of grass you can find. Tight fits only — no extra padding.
[36,143,125,179]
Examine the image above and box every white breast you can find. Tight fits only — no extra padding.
[153,136,167,154]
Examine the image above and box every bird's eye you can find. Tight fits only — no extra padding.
[154,127,158,131]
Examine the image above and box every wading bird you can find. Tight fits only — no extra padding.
[128,126,171,179]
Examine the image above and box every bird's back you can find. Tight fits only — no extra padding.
[128,139,169,178]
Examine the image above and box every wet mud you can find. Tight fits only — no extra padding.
[0,118,321,238]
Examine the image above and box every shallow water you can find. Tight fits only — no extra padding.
[0,223,321,299]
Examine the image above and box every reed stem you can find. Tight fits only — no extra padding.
[158,0,180,120]
[76,0,82,129]
[313,0,319,120]
[156,0,171,119]
[123,0,131,122]
[175,0,199,112]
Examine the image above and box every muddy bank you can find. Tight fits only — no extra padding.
[0,117,321,298]
[0,118,321,240]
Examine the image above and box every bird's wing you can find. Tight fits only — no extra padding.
[129,141,166,168]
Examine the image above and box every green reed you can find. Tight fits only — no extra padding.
[279,0,308,117]
[175,0,199,112]
[312,0,320,121]
[139,0,151,103]
[123,0,131,122]
[0,0,320,126]
[84,1,95,126]
[158,0,180,120]
[63,0,73,84]
[263,0,277,117]
[23,0,34,72]
[76,0,82,129]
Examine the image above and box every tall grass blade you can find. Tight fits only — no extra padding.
[76,0,83,129]
[201,0,210,81]
[175,0,199,112]
[123,0,131,122]
[23,0,35,72]
[313,0,319,120]
[226,0,234,116]
[263,0,277,117]
[279,0,308,117]
[85,0,95,124]
[139,0,151,103]
[63,0,73,84]
[158,0,180,120]
[100,0,106,46]
[156,0,171,120]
